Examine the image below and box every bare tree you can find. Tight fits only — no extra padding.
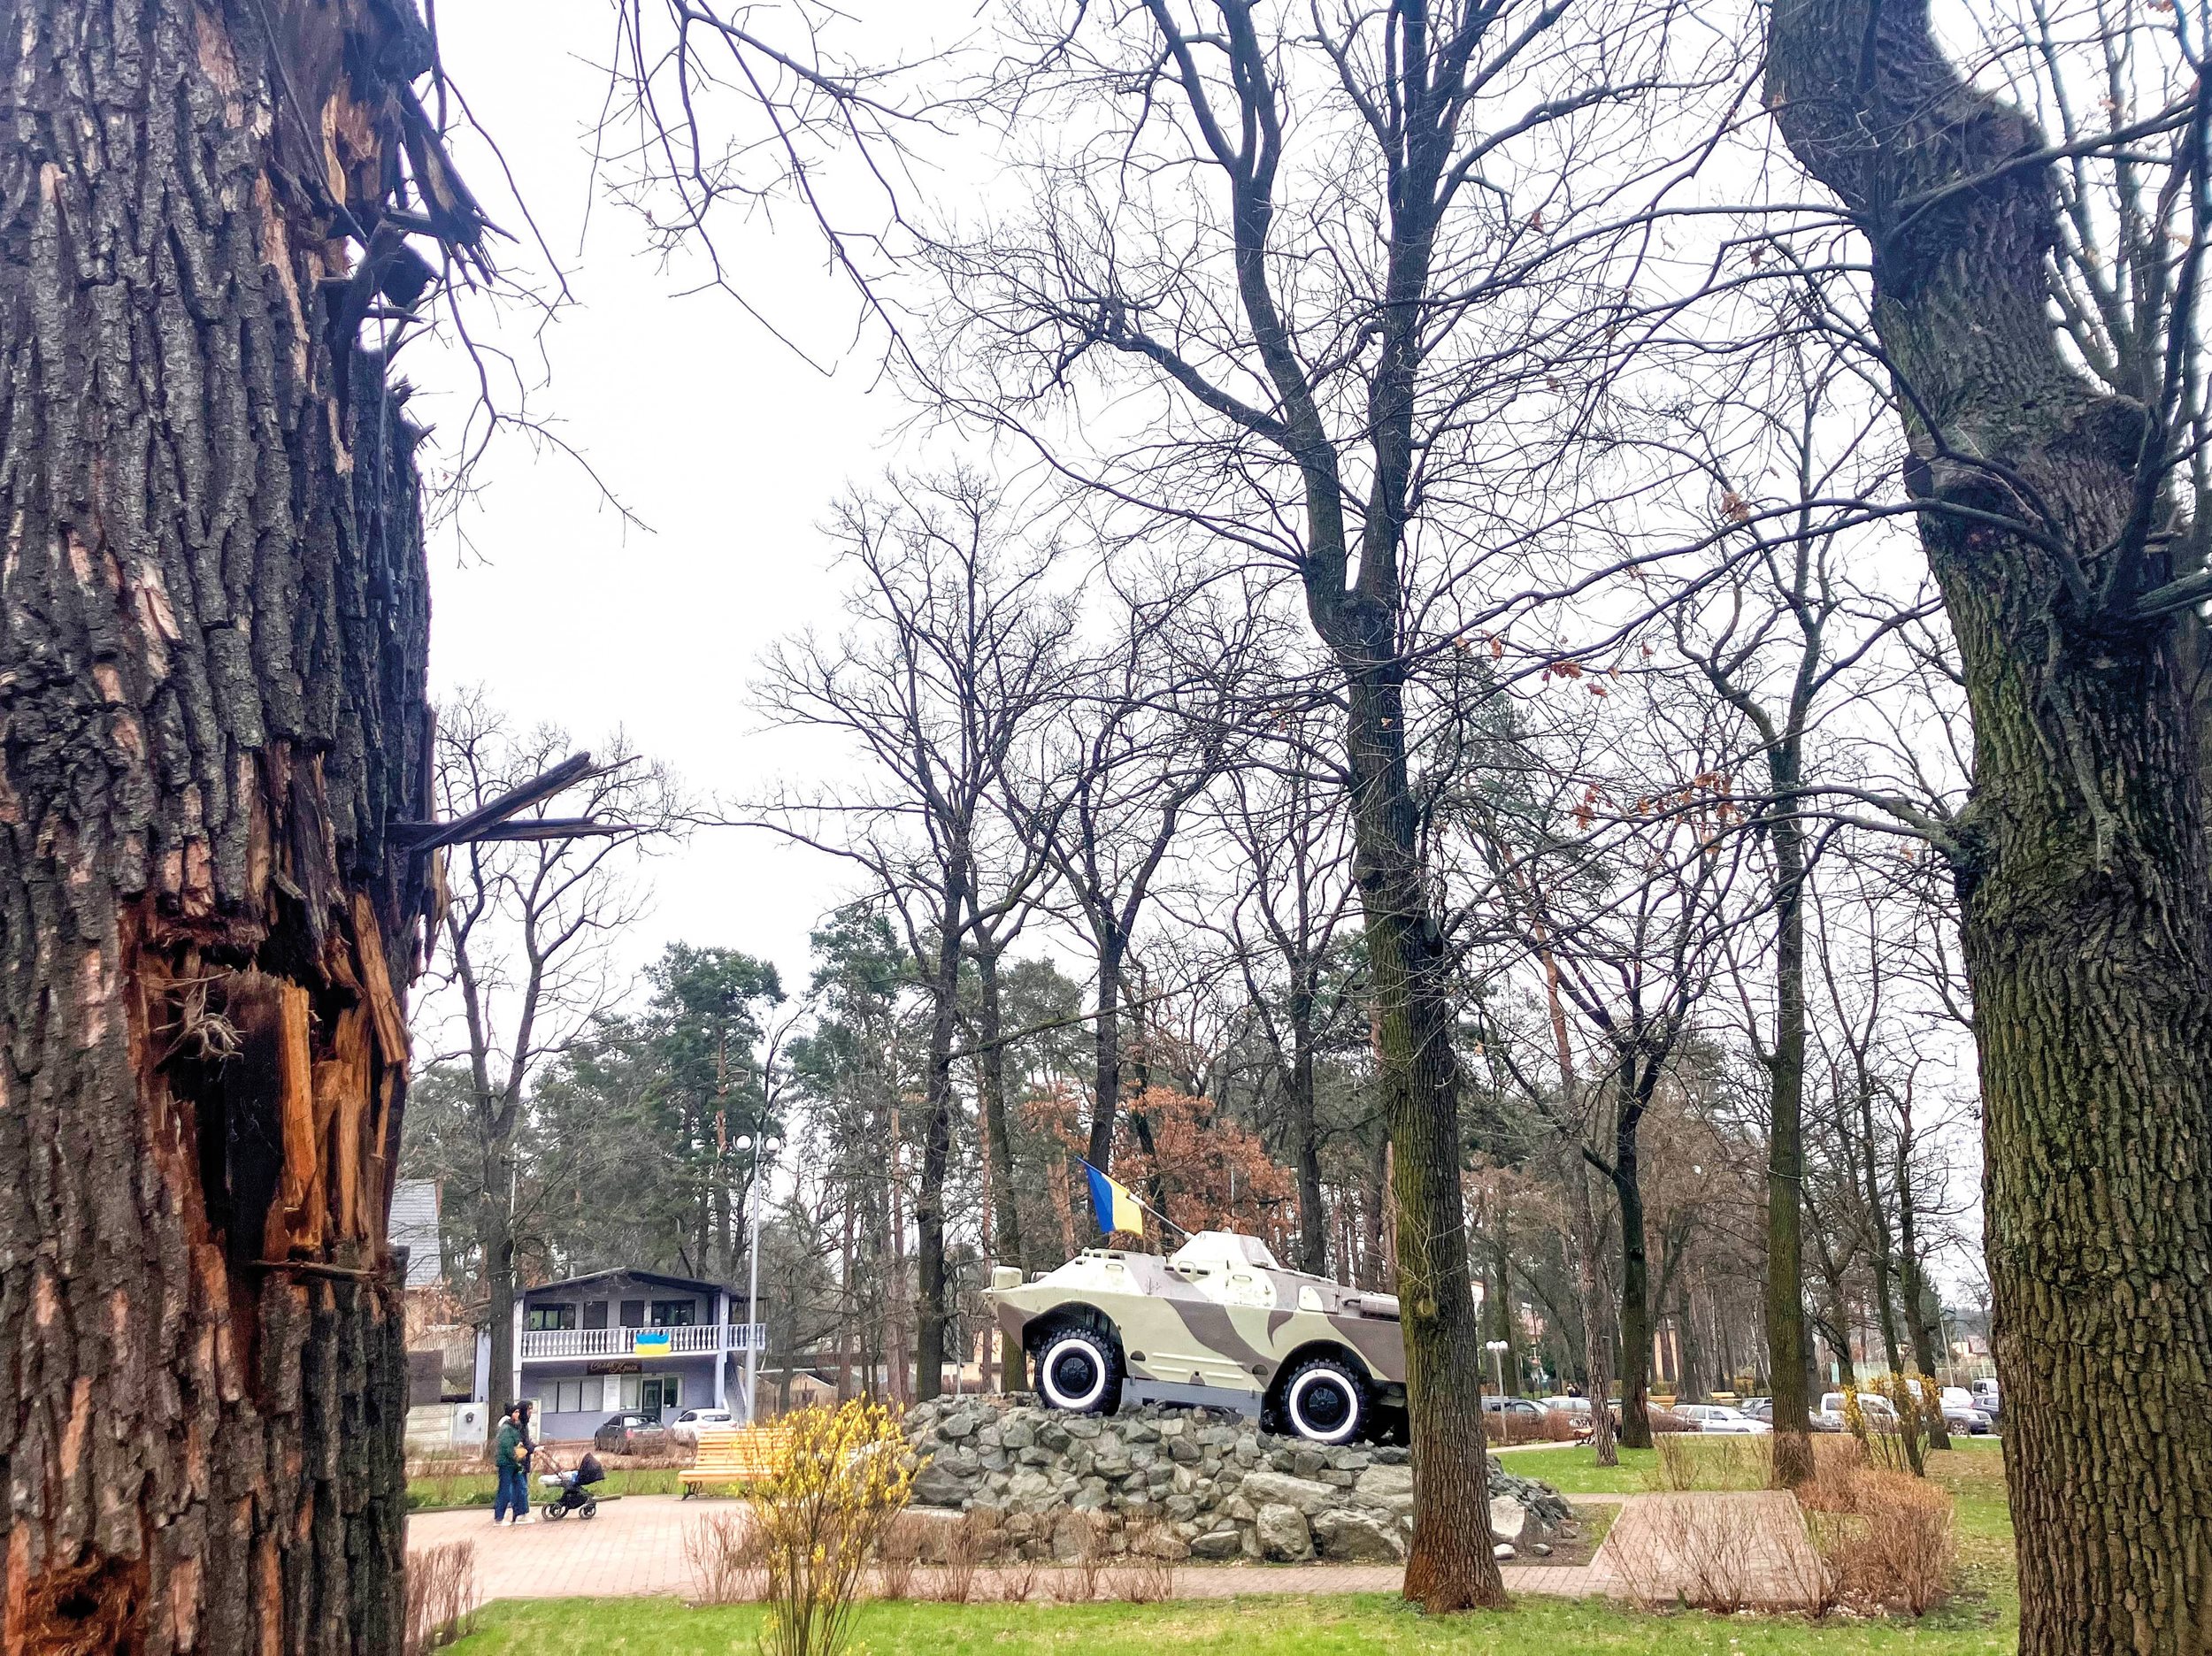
[1765,0,2212,1640]
[1212,712,1358,1273]
[752,471,1073,1399]
[426,695,680,1438]
[914,0,1724,1598]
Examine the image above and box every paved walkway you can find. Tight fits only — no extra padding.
[406,1495,1625,1609]
[406,1488,1816,1612]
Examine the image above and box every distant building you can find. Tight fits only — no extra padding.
[388,1178,443,1289]
[473,1269,766,1439]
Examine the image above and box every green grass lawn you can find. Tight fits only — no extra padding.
[445,1591,2016,1654]
[439,1438,2021,1653]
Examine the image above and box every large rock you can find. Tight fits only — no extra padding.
[1240,1469,1338,1515]
[1190,1528,1243,1560]
[1312,1508,1406,1563]
[911,1462,972,1508]
[1489,1496,1528,1545]
[1254,1503,1314,1562]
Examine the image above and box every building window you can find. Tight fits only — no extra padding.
[547,1379,586,1414]
[649,1300,696,1327]
[619,1375,641,1409]
[619,1300,645,1328]
[583,1301,608,1330]
[526,1304,576,1331]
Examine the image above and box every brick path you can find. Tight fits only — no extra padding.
[405,1494,1633,1610]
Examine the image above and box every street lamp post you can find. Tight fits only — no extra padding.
[1486,1338,1510,1398]
[738,1132,778,1424]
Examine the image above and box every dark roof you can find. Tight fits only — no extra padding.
[522,1267,740,1300]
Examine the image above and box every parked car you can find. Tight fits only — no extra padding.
[1674,1402,1773,1436]
[1970,1377,2001,1418]
[1480,1395,1547,1420]
[1816,1391,1901,1431]
[592,1412,672,1455]
[1738,1397,1772,1421]
[1939,1387,1996,1435]
[1538,1396,1593,1417]
[669,1407,741,1445]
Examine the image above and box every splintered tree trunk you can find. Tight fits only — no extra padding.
[1343,665,1504,1612]
[1770,4,2212,1645]
[0,2,446,1647]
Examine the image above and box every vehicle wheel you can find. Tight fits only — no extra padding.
[1036,1327,1122,1414]
[580,1498,598,1520]
[1280,1356,1370,1445]
[541,1502,565,1522]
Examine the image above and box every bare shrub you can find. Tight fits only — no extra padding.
[873,1514,926,1601]
[1795,1434,1870,1509]
[1063,1513,1106,1601]
[1842,1471,1956,1614]
[403,1541,477,1655]
[687,1510,766,1606]
[1680,1496,1760,1613]
[1110,1523,1179,1604]
[934,1509,990,1605]
[1647,1435,1770,1492]
[1604,1510,1671,1611]
[997,1560,1038,1603]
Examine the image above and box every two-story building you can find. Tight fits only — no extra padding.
[474,1269,766,1441]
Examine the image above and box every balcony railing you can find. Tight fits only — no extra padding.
[518,1323,768,1360]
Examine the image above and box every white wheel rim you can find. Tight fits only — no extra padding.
[1287,1368,1361,1444]
[1042,1336,1109,1409]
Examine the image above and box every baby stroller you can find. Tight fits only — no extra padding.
[537,1452,604,1522]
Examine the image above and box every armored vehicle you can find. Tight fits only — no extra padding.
[986,1230,1407,1444]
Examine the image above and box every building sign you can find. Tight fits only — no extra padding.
[586,1360,642,1376]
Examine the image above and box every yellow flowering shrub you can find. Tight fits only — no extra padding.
[753,1400,915,1656]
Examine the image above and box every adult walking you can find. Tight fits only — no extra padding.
[492,1403,533,1525]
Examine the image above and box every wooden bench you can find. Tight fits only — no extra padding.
[679,1423,795,1497]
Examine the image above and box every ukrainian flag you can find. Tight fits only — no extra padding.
[1084,1162,1144,1238]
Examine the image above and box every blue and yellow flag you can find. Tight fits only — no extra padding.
[1084,1162,1144,1238]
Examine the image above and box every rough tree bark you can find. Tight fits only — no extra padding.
[1763,792,1816,1483]
[0,1,471,1647]
[1770,4,2212,1645]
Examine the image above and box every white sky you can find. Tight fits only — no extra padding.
[413,2,978,994]
[407,3,1989,1293]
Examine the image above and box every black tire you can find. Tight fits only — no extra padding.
[1279,1356,1370,1445]
[541,1501,565,1522]
[1035,1326,1123,1414]
[580,1497,598,1520]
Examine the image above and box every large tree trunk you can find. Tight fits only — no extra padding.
[1289,973,1326,1274]
[1611,1159,1654,1449]
[1087,932,1124,1172]
[972,936,1025,1272]
[0,2,452,1646]
[1769,4,2212,1645]
[1764,787,1816,1484]
[912,882,965,1401]
[1342,662,1504,1611]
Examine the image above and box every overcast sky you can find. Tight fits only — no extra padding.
[412,3,974,996]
